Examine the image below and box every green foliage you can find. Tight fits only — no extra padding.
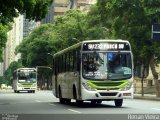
[16,1,160,68]
[0,23,8,62]
[16,23,55,67]
[3,61,23,85]
[16,9,109,68]
[16,9,109,84]
[85,5,109,39]
[54,10,87,45]
[0,76,5,84]
[15,0,160,92]
[96,0,160,66]
[0,0,52,25]
[0,0,52,61]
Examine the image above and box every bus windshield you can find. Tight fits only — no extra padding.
[18,72,36,83]
[82,52,132,80]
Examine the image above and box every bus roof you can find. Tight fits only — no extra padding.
[81,39,129,43]
[53,39,130,58]
[53,42,81,58]
[14,68,36,72]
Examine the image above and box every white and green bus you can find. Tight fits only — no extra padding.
[52,39,134,107]
[13,68,37,93]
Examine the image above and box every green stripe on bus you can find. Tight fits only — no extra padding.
[87,80,128,89]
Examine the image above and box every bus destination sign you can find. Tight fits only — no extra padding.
[83,42,130,51]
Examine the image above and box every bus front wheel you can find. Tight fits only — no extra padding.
[114,99,123,107]
[73,86,83,105]
[59,87,65,104]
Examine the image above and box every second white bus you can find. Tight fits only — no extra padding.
[13,68,37,93]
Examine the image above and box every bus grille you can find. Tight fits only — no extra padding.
[97,88,119,90]
[92,82,124,86]
[99,92,117,96]
[24,88,30,89]
[88,80,128,89]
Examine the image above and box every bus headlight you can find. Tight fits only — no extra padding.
[120,82,133,91]
[82,82,97,91]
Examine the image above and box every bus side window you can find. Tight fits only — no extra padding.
[58,56,61,73]
[61,55,64,72]
[67,53,70,72]
[77,51,81,71]
[70,52,73,72]
[66,53,69,72]
[57,57,59,73]
[53,59,55,74]
[64,54,66,72]
[54,58,58,75]
[73,50,77,71]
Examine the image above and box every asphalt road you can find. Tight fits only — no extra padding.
[0,89,160,120]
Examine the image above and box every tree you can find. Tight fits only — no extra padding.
[0,76,4,84]
[16,10,85,66]
[16,9,108,89]
[0,23,8,61]
[3,61,23,85]
[0,0,52,61]
[96,0,160,97]
[54,9,108,45]
[84,5,109,39]
[16,23,55,89]
[0,0,52,24]
[16,23,55,67]
[54,10,88,45]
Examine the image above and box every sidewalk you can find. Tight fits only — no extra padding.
[134,94,160,101]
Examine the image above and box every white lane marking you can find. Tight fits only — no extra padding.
[152,108,160,111]
[68,109,81,114]
[35,100,41,102]
[49,103,56,106]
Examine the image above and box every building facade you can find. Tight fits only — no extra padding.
[0,15,39,76]
[0,0,97,76]
[69,0,97,12]
[41,2,54,24]
[41,0,68,24]
[41,0,97,24]
[1,15,24,72]
[23,15,40,38]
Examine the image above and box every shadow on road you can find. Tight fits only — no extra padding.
[50,101,127,109]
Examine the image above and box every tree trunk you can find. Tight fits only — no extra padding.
[141,64,146,97]
[150,55,160,97]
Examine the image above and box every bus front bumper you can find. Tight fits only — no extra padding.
[81,88,134,100]
[17,87,36,91]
